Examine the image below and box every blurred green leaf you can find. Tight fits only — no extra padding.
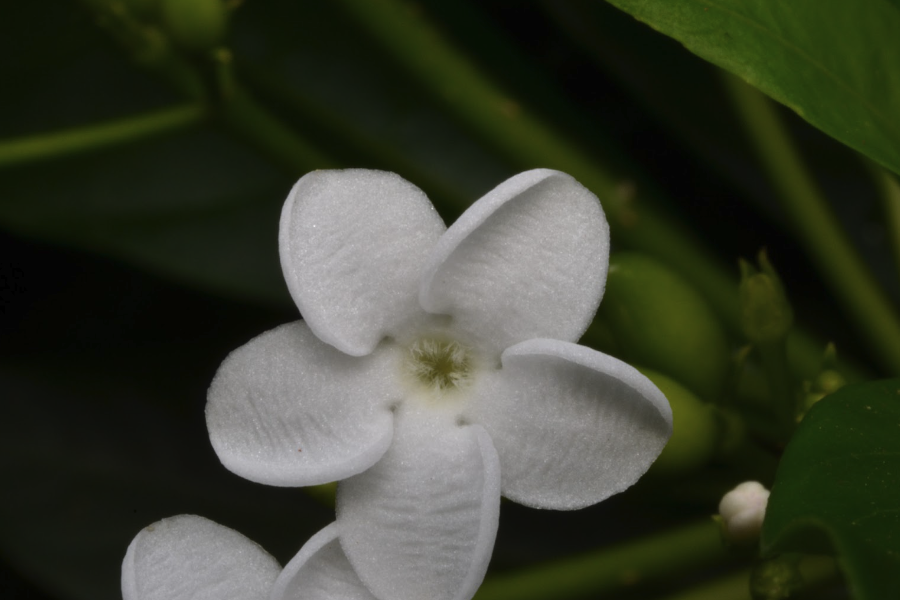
[0,130,292,306]
[761,379,900,600]
[0,1,516,303]
[600,0,900,177]
[231,0,513,204]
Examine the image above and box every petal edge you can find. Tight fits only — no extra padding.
[470,338,672,510]
[420,169,609,351]
[123,515,280,600]
[206,321,398,487]
[336,408,500,600]
[271,523,378,600]
[280,169,446,356]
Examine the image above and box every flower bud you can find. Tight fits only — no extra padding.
[597,252,730,401]
[739,251,793,344]
[161,0,227,51]
[800,368,846,417]
[814,369,845,395]
[719,481,770,544]
[639,367,718,477]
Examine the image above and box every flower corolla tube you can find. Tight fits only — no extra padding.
[206,168,673,600]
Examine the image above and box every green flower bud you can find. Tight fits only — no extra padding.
[638,367,718,477]
[597,252,730,401]
[814,369,845,395]
[739,250,793,344]
[161,0,227,51]
[799,367,846,418]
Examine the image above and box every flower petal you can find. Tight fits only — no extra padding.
[280,169,446,356]
[271,523,378,600]
[468,339,672,510]
[207,321,401,486]
[122,515,279,600]
[336,408,500,600]
[420,169,609,352]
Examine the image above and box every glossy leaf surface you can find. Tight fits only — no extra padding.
[601,0,900,176]
[762,379,900,600]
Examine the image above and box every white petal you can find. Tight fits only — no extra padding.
[207,321,401,486]
[280,169,446,356]
[420,169,609,353]
[468,339,672,510]
[336,408,500,600]
[271,523,377,600]
[122,515,279,600]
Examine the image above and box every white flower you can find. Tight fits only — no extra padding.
[206,169,673,600]
[719,481,770,543]
[123,516,377,600]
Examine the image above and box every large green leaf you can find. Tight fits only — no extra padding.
[600,0,900,177]
[761,379,900,600]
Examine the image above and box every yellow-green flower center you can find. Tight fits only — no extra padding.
[405,336,473,393]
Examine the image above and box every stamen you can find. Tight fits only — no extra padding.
[405,336,473,394]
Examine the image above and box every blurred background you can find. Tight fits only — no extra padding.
[1,1,893,599]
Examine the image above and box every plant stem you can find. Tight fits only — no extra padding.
[722,72,900,374]
[76,1,335,176]
[332,0,867,383]
[218,83,335,173]
[335,0,734,305]
[0,105,206,168]
[657,568,753,600]
[473,520,724,600]
[757,340,797,439]
[212,51,335,173]
[234,60,469,214]
[866,162,900,284]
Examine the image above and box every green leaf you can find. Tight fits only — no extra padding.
[0,130,292,306]
[600,0,900,176]
[761,379,900,600]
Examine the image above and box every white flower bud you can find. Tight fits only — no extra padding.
[718,481,770,544]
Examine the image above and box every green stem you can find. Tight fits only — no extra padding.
[657,568,753,600]
[757,340,796,440]
[77,1,334,176]
[218,83,335,173]
[866,162,900,284]
[0,104,206,168]
[473,520,724,600]
[332,0,867,383]
[649,555,837,600]
[722,72,900,374]
[234,60,469,215]
[334,0,734,305]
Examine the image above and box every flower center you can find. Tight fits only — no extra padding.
[404,336,473,394]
